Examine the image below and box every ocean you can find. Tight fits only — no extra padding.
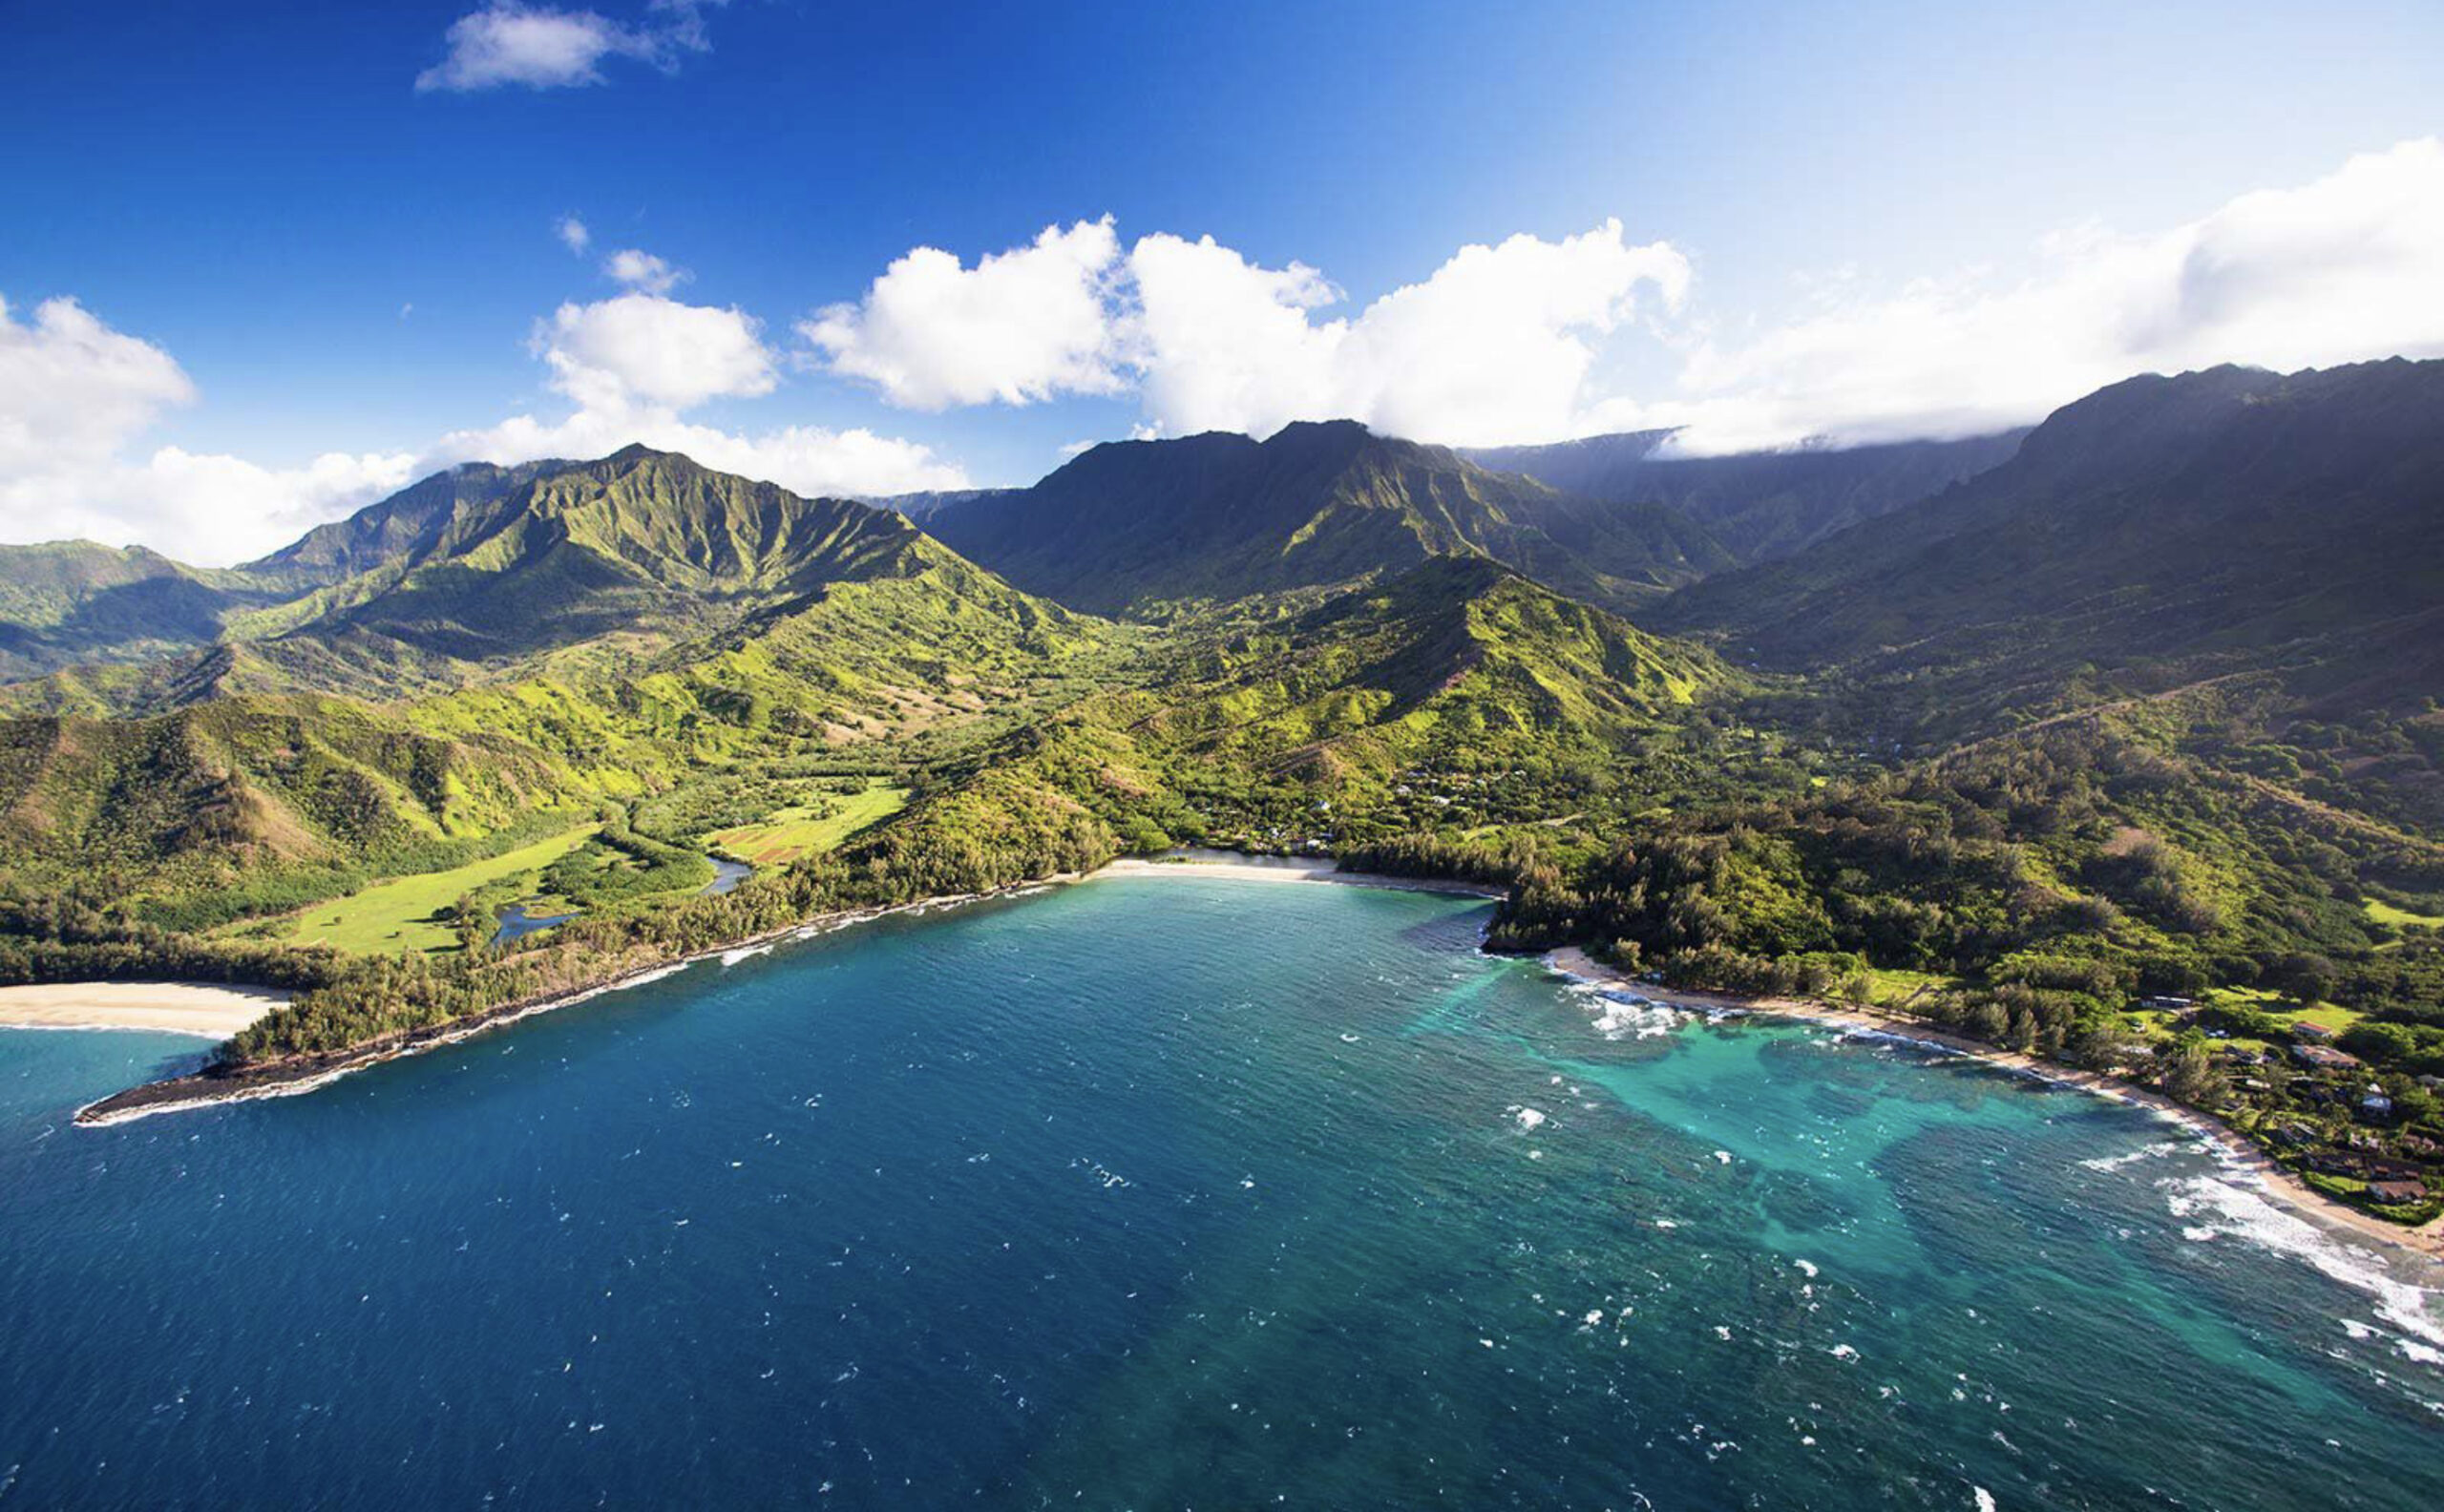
[2,875,2438,1508]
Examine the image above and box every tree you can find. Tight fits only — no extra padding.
[2161,1039,2226,1106]
[2267,952,2339,1005]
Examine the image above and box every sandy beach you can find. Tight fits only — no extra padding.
[0,981,290,1040]
[1545,947,2444,1263]
[1096,850,1507,898]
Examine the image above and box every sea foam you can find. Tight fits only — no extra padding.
[2161,1173,2444,1354]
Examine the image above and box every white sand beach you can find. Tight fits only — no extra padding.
[1096,850,1506,897]
[0,982,289,1039]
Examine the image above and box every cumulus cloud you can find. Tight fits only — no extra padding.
[536,291,775,410]
[415,0,719,94]
[1632,136,2444,452]
[1128,221,1687,445]
[801,219,1128,409]
[0,296,422,561]
[0,295,195,477]
[804,218,1688,445]
[557,215,591,253]
[603,247,685,294]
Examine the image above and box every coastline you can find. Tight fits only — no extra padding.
[1543,946,2444,1265]
[64,844,2416,1280]
[0,981,290,1040]
[68,852,1493,1126]
[69,876,1085,1128]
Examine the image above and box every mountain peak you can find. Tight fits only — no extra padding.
[602,441,682,465]
[916,422,1725,615]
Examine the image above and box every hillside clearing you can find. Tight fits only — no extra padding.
[707,784,912,866]
[279,824,601,955]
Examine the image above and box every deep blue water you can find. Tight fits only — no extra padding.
[2,876,2439,1509]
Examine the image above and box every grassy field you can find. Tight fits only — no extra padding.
[2366,897,2444,930]
[2186,984,2369,1049]
[279,824,600,955]
[1864,966,1957,1010]
[707,783,911,866]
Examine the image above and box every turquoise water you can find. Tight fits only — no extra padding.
[2,876,2439,1509]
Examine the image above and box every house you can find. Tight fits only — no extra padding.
[2138,996,2194,1011]
[2367,1179,2430,1206]
[2290,1044,2360,1071]
[2292,1021,2337,1042]
[2360,1090,2396,1124]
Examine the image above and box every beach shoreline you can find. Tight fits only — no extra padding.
[67,853,1496,1125]
[51,845,2417,1288]
[0,981,290,1040]
[69,877,1093,1127]
[1542,946,2444,1265]
[1094,850,1507,898]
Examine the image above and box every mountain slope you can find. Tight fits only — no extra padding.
[1467,429,2027,563]
[1141,554,1727,776]
[242,458,563,588]
[0,542,292,682]
[918,421,1730,615]
[1660,360,2444,682]
[1645,359,2444,783]
[0,696,603,893]
[227,446,938,664]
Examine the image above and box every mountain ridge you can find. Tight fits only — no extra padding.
[912,419,1733,615]
[1466,427,2029,562]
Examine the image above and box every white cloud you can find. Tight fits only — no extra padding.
[1120,234,1344,439]
[557,215,591,253]
[1127,220,1688,445]
[1635,136,2444,452]
[802,219,1128,410]
[603,247,685,294]
[0,295,195,477]
[802,218,1687,445]
[536,291,775,410]
[415,0,718,94]
[19,139,2443,567]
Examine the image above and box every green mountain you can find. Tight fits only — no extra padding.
[1143,554,1722,777]
[242,457,562,587]
[1466,428,2027,563]
[236,446,952,663]
[0,697,598,882]
[0,463,562,683]
[0,541,288,682]
[1655,360,2444,716]
[0,448,1121,922]
[916,420,1731,615]
[11,386,2443,1222]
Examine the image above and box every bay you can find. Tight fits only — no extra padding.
[1,875,2438,1508]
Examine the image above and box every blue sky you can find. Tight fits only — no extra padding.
[6,0,2444,560]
